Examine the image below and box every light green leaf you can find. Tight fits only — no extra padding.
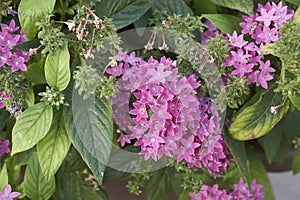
[146,168,175,200]
[289,91,300,110]
[37,109,71,181]
[11,102,53,155]
[286,0,300,5]
[294,6,300,23]
[24,62,46,85]
[209,0,254,15]
[202,14,242,34]
[24,152,55,200]
[25,86,35,108]
[229,89,289,140]
[0,163,8,191]
[247,147,275,200]
[152,0,193,16]
[292,149,300,174]
[95,0,153,29]
[64,80,113,184]
[18,0,56,40]
[45,43,70,91]
[223,131,252,187]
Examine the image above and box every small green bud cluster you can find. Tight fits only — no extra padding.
[126,173,151,196]
[36,15,66,54]
[39,87,67,109]
[97,76,117,98]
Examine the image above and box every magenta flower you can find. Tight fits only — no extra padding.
[6,54,27,72]
[232,63,255,77]
[0,139,10,156]
[231,49,251,63]
[148,64,172,84]
[228,31,248,48]
[0,19,19,34]
[255,70,273,89]
[256,8,280,27]
[257,26,278,44]
[106,63,123,77]
[0,185,20,200]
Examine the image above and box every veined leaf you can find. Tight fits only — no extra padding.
[292,149,300,174]
[95,0,153,29]
[288,91,300,110]
[229,89,289,140]
[18,0,56,40]
[223,131,252,187]
[37,109,71,181]
[64,80,113,184]
[209,0,253,15]
[24,152,55,200]
[202,14,242,34]
[11,102,53,155]
[45,43,70,91]
[152,0,193,16]
[0,163,8,191]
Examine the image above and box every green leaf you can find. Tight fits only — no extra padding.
[37,109,71,181]
[0,163,8,191]
[294,6,300,23]
[289,91,300,110]
[18,0,56,40]
[229,89,289,140]
[223,131,252,187]
[247,146,275,200]
[178,190,191,200]
[193,0,217,14]
[45,43,70,91]
[95,0,153,29]
[209,0,254,15]
[11,102,53,155]
[24,62,46,85]
[64,81,113,184]
[152,0,193,16]
[24,152,56,200]
[259,109,300,164]
[54,169,108,200]
[286,0,300,5]
[146,168,175,200]
[201,14,243,34]
[292,149,300,174]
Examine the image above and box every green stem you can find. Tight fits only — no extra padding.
[59,0,66,21]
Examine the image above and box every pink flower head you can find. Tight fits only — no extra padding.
[228,31,247,48]
[0,139,10,156]
[256,8,280,27]
[0,185,20,200]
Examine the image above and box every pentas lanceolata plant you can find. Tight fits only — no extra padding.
[0,185,20,200]
[0,19,30,115]
[106,52,232,174]
[202,1,294,89]
[190,178,264,200]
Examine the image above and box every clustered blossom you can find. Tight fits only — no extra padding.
[190,178,264,200]
[0,139,10,157]
[202,1,294,89]
[107,52,231,173]
[0,184,20,200]
[0,19,29,72]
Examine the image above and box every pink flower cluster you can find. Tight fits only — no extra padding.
[202,1,294,89]
[190,178,264,200]
[0,19,29,72]
[107,52,231,173]
[0,139,10,157]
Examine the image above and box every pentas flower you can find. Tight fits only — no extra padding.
[0,139,10,157]
[201,1,293,89]
[107,52,232,174]
[190,178,264,200]
[0,185,20,200]
[0,19,29,72]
